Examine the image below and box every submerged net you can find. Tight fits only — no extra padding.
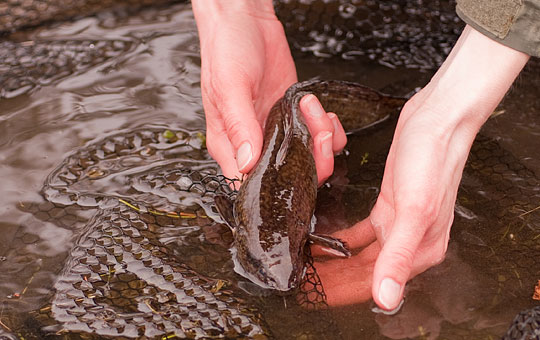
[0,39,134,98]
[501,306,540,340]
[0,2,538,337]
[1,126,337,339]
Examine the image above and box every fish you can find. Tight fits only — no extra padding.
[215,79,407,292]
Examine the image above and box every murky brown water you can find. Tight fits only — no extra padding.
[0,2,538,340]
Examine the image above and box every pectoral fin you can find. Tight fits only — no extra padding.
[214,194,237,232]
[309,233,351,258]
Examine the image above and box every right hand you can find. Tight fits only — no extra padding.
[193,1,297,179]
[193,1,346,184]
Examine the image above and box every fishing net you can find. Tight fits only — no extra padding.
[0,126,336,339]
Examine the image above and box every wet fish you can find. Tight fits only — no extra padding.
[215,79,406,292]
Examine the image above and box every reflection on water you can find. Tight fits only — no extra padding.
[0,2,538,339]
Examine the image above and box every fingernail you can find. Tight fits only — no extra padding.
[321,131,333,159]
[328,112,340,132]
[305,94,324,117]
[236,142,252,172]
[378,278,402,310]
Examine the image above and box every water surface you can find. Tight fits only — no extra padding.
[0,3,538,339]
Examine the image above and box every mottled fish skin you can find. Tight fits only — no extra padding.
[221,79,406,292]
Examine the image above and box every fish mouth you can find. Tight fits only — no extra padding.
[263,268,304,294]
[270,283,300,296]
[236,261,301,294]
[237,271,299,295]
[230,239,305,293]
[266,280,296,293]
[246,271,298,293]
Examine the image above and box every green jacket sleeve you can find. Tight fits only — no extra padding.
[456,0,540,57]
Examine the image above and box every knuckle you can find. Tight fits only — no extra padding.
[432,234,450,265]
[223,116,257,150]
[370,196,394,229]
[381,245,416,280]
[432,247,446,265]
[391,245,416,268]
[400,198,439,227]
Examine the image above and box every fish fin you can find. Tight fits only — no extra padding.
[214,195,237,232]
[309,233,351,258]
[275,104,294,168]
[275,128,292,168]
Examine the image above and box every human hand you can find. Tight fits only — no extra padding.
[192,0,296,179]
[312,25,529,309]
[192,1,346,185]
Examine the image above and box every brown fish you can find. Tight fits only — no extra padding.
[216,79,406,292]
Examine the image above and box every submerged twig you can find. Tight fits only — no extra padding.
[118,198,203,219]
[517,204,540,218]
[0,318,12,332]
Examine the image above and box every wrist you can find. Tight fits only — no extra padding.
[192,0,275,27]
[192,0,278,53]
[424,25,529,131]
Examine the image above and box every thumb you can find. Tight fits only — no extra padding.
[219,87,264,174]
[371,214,424,311]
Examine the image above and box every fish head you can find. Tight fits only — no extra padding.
[215,194,306,291]
[232,227,306,292]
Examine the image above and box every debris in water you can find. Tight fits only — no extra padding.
[118,198,203,219]
[360,152,369,165]
[196,131,206,149]
[490,109,506,118]
[210,279,227,293]
[162,129,178,143]
[87,167,106,179]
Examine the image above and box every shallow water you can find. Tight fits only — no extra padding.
[0,2,538,340]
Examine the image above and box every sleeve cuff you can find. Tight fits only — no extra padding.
[456,0,540,57]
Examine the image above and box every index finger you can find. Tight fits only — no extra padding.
[300,94,347,153]
[300,94,348,184]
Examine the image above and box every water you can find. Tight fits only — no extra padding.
[0,2,538,339]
